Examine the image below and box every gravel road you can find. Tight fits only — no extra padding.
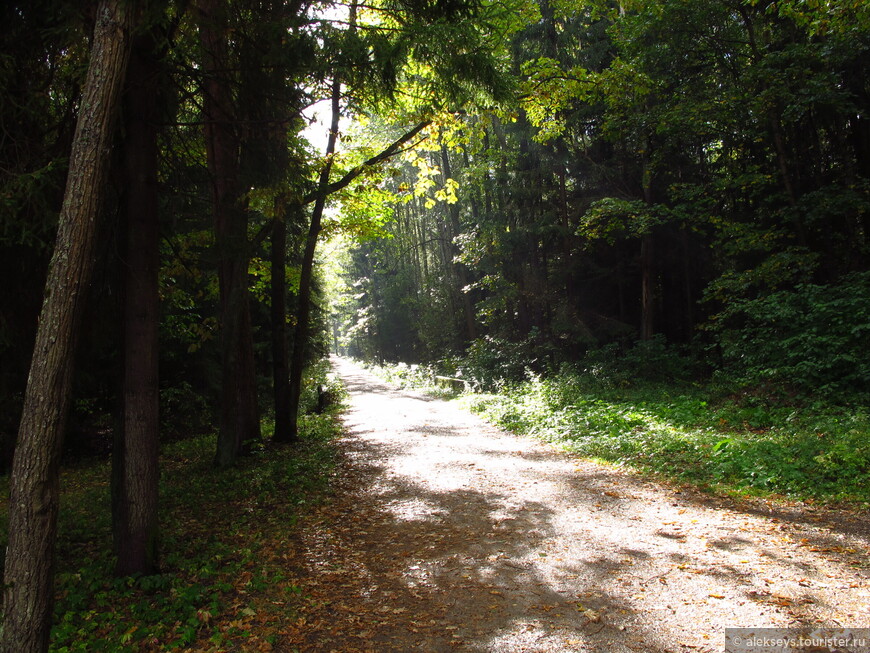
[280,357,870,652]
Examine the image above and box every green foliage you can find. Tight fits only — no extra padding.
[713,272,870,396]
[575,336,701,387]
[578,198,661,243]
[455,333,558,391]
[520,56,594,142]
[370,338,870,504]
[159,381,213,438]
[0,405,343,652]
[298,358,348,414]
[3,2,870,643]
[443,333,696,394]
[460,370,870,504]
[368,359,428,386]
[365,360,444,393]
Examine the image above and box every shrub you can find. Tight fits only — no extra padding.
[458,331,558,391]
[160,381,213,438]
[461,373,870,503]
[715,272,870,396]
[563,335,699,390]
[299,359,346,414]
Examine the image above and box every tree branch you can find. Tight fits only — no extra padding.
[301,120,432,205]
[247,120,433,250]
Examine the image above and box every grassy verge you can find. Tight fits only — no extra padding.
[0,374,346,652]
[458,373,870,506]
[365,358,869,506]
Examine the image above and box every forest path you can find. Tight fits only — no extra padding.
[278,357,870,652]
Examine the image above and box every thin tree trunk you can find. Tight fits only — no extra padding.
[283,0,427,438]
[417,207,430,281]
[640,234,655,341]
[113,21,161,577]
[0,2,133,650]
[640,149,656,341]
[440,143,477,343]
[271,207,292,442]
[198,0,261,465]
[557,162,575,299]
[283,75,342,443]
[681,228,694,341]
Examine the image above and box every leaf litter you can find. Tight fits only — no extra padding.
[262,358,870,652]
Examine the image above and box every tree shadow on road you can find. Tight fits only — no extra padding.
[287,360,869,651]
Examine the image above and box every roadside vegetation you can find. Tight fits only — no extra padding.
[4,0,869,648]
[461,375,870,506]
[0,366,345,652]
[367,341,870,507]
[364,361,458,400]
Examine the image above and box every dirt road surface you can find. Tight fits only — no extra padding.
[279,358,870,652]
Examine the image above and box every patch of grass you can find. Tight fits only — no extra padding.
[457,372,870,506]
[0,387,345,652]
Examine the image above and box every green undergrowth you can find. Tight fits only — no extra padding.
[0,380,346,651]
[458,373,870,506]
[365,360,459,399]
[366,357,869,505]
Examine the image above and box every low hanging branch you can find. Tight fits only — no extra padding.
[249,119,432,251]
[300,119,432,205]
[283,60,434,442]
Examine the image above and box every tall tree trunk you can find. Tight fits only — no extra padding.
[198,0,260,465]
[271,206,292,442]
[640,154,656,341]
[0,2,133,650]
[282,76,342,443]
[681,228,694,342]
[739,5,806,245]
[417,208,430,281]
[112,21,161,577]
[440,143,477,343]
[557,162,575,299]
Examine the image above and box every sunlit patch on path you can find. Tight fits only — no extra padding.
[277,357,870,652]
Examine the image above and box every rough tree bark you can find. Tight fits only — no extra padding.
[112,21,161,578]
[198,0,261,465]
[0,2,134,651]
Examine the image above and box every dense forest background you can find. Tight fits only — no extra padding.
[3,0,869,468]
[1,0,869,650]
[334,0,870,398]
